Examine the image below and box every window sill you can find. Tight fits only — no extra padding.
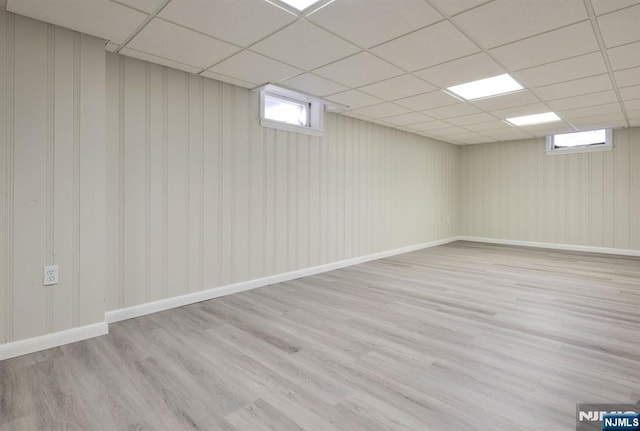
[260,119,324,137]
[545,144,613,155]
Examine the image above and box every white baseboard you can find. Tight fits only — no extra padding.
[105,236,458,324]
[457,236,640,257]
[0,322,109,361]
[6,235,633,361]
[0,237,456,361]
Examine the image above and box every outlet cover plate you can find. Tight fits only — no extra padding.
[44,265,59,286]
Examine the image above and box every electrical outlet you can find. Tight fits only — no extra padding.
[44,265,59,286]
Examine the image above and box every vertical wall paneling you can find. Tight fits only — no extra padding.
[77,33,106,326]
[162,68,169,300]
[12,15,48,340]
[105,52,460,311]
[118,54,125,309]
[0,10,106,344]
[71,31,80,327]
[45,23,54,333]
[0,10,14,343]
[53,25,73,333]
[460,129,640,251]
[148,63,164,303]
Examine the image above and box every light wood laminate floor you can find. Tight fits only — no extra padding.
[1,241,640,430]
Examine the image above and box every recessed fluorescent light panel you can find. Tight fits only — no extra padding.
[506,112,561,126]
[447,74,523,100]
[277,0,323,11]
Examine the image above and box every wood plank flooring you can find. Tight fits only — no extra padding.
[1,241,640,430]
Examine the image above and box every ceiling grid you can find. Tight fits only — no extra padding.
[5,0,640,144]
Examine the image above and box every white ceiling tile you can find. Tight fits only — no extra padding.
[111,0,165,13]
[464,120,514,132]
[209,50,302,85]
[533,74,613,100]
[483,129,534,141]
[444,132,494,144]
[326,90,384,109]
[342,111,373,121]
[619,85,640,100]
[382,112,432,126]
[591,0,640,15]
[414,52,505,88]
[472,91,539,111]
[359,75,435,101]
[279,73,347,97]
[454,0,587,48]
[200,70,256,89]
[462,136,497,144]
[628,114,640,126]
[446,112,496,126]
[597,4,640,48]
[464,139,501,145]
[347,103,411,119]
[525,123,576,136]
[489,21,599,71]
[405,120,453,131]
[159,0,295,47]
[313,52,403,87]
[513,52,607,88]
[546,91,618,111]
[614,67,640,87]
[251,20,360,71]
[491,103,551,119]
[569,112,626,129]
[428,0,489,16]
[395,90,461,111]
[558,102,622,119]
[422,103,480,119]
[607,41,640,70]
[625,98,640,110]
[428,126,470,136]
[579,120,627,130]
[7,0,147,44]
[307,0,442,48]
[128,19,239,69]
[120,47,202,74]
[372,21,479,71]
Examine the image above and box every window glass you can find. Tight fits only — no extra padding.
[264,94,309,127]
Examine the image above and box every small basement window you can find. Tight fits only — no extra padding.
[264,94,309,127]
[546,129,612,154]
[259,85,324,137]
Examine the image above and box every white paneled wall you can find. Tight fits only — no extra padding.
[0,10,106,344]
[105,53,459,311]
[459,128,640,251]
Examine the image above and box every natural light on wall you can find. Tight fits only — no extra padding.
[447,74,523,100]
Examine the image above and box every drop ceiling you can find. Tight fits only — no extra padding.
[6,0,640,145]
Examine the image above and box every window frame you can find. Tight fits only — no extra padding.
[258,85,325,137]
[545,129,613,155]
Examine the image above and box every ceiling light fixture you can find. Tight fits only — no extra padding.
[505,112,561,126]
[275,0,324,11]
[447,74,523,100]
